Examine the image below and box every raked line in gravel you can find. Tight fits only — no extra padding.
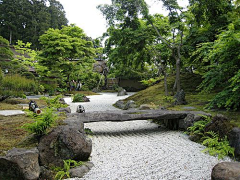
[65,92,232,180]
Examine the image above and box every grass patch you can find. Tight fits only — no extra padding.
[0,98,47,110]
[0,114,33,155]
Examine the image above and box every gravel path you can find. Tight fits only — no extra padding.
[65,93,231,180]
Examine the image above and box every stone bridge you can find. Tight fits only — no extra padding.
[67,109,210,130]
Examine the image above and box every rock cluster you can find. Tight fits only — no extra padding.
[0,118,92,180]
[115,100,137,110]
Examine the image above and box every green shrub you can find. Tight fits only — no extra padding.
[140,78,159,87]
[21,72,35,80]
[23,108,57,136]
[54,159,84,180]
[186,115,211,137]
[40,95,68,109]
[72,93,85,102]
[202,131,235,159]
[186,116,235,159]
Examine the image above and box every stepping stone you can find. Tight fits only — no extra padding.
[0,110,25,116]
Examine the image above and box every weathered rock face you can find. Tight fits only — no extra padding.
[39,166,54,180]
[174,89,187,105]
[115,100,125,109]
[117,88,128,96]
[115,100,136,110]
[38,125,92,167]
[69,162,94,178]
[0,156,24,180]
[205,114,232,139]
[0,148,40,180]
[211,162,240,180]
[228,127,240,158]
[57,107,71,113]
[179,112,211,130]
[124,100,137,110]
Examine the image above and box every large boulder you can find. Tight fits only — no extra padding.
[228,127,240,158]
[204,114,232,139]
[179,111,211,130]
[211,162,240,180]
[0,148,40,180]
[38,125,92,167]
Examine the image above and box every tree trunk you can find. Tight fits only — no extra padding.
[176,58,181,92]
[9,30,12,45]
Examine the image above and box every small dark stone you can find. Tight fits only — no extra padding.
[69,162,94,178]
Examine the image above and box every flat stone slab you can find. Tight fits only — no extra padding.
[69,109,206,123]
[0,110,25,116]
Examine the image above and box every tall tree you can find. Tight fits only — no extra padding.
[0,0,68,48]
[38,25,96,89]
[98,0,186,94]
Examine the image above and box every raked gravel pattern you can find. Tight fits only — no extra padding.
[66,93,232,180]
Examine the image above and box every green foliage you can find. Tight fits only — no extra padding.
[186,115,211,137]
[140,78,159,87]
[202,131,235,159]
[54,159,84,180]
[0,36,13,61]
[78,71,102,90]
[40,95,68,109]
[197,21,240,110]
[163,96,173,103]
[0,0,68,48]
[72,93,85,102]
[186,115,235,159]
[84,128,93,136]
[38,25,96,90]
[23,108,57,136]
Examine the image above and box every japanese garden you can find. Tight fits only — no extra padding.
[0,0,240,179]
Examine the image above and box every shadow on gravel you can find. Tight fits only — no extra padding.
[90,126,173,137]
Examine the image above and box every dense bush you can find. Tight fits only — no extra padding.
[72,93,85,102]
[186,115,235,159]
[0,74,38,101]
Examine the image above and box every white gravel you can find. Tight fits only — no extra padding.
[65,93,232,180]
